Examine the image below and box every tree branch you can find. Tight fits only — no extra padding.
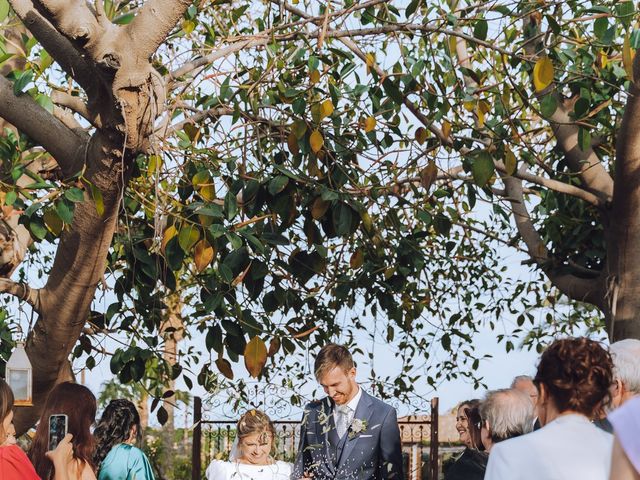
[501,173,603,306]
[494,161,604,206]
[8,0,99,94]
[0,75,88,177]
[50,90,102,128]
[127,0,192,60]
[0,279,40,310]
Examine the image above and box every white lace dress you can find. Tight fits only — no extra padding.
[205,460,292,480]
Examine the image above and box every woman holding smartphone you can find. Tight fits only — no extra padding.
[0,378,72,479]
[29,381,98,480]
[94,399,155,480]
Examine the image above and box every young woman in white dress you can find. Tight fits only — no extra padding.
[205,410,291,480]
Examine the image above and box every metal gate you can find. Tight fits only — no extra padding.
[192,395,440,480]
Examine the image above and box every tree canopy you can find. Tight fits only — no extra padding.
[0,0,638,429]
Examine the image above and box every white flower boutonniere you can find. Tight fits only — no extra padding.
[349,418,368,439]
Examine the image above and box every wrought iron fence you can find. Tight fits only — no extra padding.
[191,395,440,480]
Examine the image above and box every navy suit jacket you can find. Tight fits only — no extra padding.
[291,390,404,480]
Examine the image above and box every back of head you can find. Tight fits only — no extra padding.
[29,382,97,479]
[94,399,142,468]
[314,344,354,380]
[0,379,14,439]
[480,389,534,443]
[534,337,613,417]
[610,339,640,395]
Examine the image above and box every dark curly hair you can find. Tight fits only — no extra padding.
[93,399,142,468]
[534,337,613,418]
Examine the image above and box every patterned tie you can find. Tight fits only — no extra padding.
[336,404,352,438]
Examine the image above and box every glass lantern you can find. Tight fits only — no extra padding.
[6,341,33,406]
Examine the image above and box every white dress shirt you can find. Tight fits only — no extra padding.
[333,385,362,429]
[485,413,613,480]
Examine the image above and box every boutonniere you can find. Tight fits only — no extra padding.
[349,418,368,438]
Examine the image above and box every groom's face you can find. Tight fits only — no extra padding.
[319,366,358,405]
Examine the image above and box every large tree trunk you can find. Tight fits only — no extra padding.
[2,0,192,434]
[606,81,640,340]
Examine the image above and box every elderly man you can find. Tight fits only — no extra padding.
[610,339,640,408]
[479,388,535,452]
[511,375,539,404]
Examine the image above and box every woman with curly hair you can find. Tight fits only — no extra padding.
[485,337,614,480]
[94,399,154,480]
[29,381,98,480]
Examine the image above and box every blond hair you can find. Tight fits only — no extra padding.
[237,409,275,445]
[314,344,354,380]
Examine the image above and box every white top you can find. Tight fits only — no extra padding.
[332,385,362,426]
[485,414,613,480]
[205,460,292,480]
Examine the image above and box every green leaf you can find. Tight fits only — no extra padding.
[578,128,591,152]
[89,183,104,216]
[593,17,609,41]
[405,0,420,17]
[617,1,635,28]
[224,190,238,220]
[13,70,33,95]
[55,199,74,224]
[268,175,289,196]
[35,94,54,113]
[178,224,200,252]
[0,0,9,22]
[112,12,134,24]
[4,191,16,206]
[473,19,488,41]
[471,152,495,187]
[64,187,85,203]
[29,217,47,240]
[540,95,557,118]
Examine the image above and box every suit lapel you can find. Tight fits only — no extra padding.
[318,398,338,474]
[336,390,374,467]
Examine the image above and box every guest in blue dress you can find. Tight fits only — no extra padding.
[94,399,155,480]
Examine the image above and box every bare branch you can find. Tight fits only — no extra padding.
[8,0,99,94]
[501,173,603,306]
[52,106,83,130]
[494,161,604,206]
[0,279,40,310]
[0,75,88,177]
[127,0,192,60]
[51,91,102,128]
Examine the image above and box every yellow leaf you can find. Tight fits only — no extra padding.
[320,99,334,119]
[599,50,608,69]
[198,214,214,227]
[365,53,376,67]
[478,100,491,114]
[148,155,162,176]
[199,184,216,202]
[310,130,324,153]
[161,225,178,253]
[178,225,200,252]
[364,116,376,133]
[463,101,475,112]
[182,19,196,34]
[475,105,485,127]
[360,211,373,233]
[533,56,554,92]
[44,210,63,236]
[287,132,299,155]
[415,127,428,145]
[505,149,517,176]
[194,239,215,272]
[442,120,451,139]
[623,34,635,82]
[311,197,330,220]
[310,69,320,85]
[244,336,268,378]
[350,249,364,269]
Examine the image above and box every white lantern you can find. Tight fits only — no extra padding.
[6,341,32,406]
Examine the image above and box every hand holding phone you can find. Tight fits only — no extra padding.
[48,414,68,451]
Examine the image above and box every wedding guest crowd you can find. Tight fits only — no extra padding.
[0,379,154,480]
[442,337,640,480]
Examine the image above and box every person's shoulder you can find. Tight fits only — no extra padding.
[362,390,394,412]
[275,460,293,472]
[304,397,330,412]
[124,444,149,461]
[205,459,234,479]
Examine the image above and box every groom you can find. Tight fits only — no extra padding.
[292,344,404,480]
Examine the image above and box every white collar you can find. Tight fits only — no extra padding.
[346,385,362,412]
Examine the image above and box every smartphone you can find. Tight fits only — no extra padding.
[48,414,68,451]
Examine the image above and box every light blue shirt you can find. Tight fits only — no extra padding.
[98,444,155,480]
